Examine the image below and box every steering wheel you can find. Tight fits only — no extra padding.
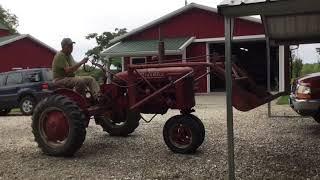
[82,58,109,83]
[83,58,98,72]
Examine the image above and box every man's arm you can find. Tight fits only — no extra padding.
[64,58,88,74]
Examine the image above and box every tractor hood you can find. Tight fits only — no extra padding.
[114,67,194,82]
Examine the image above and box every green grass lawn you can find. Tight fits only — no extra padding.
[276,95,289,105]
[9,108,21,115]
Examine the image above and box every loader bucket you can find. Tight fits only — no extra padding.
[232,80,285,112]
[213,62,286,112]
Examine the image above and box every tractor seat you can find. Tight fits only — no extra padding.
[52,81,73,90]
[52,83,66,89]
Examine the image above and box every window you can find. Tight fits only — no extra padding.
[0,74,5,86]
[25,71,41,82]
[131,57,146,65]
[43,69,53,81]
[6,72,23,85]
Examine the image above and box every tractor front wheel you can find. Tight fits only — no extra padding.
[163,114,205,154]
[32,95,87,157]
[95,110,140,136]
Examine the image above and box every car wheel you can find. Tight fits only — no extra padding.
[0,109,11,116]
[20,96,36,115]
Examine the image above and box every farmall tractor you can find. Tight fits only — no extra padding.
[32,55,282,157]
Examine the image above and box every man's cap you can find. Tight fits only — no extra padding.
[61,38,75,47]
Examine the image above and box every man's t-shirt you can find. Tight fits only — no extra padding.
[52,51,76,79]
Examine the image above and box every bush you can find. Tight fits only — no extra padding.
[276,95,289,105]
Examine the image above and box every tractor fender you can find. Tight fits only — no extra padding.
[53,88,89,110]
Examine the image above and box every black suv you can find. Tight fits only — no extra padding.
[0,68,53,115]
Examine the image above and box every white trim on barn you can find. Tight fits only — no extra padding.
[179,37,195,50]
[110,3,261,43]
[194,34,265,43]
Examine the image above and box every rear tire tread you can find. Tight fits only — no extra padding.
[32,94,86,157]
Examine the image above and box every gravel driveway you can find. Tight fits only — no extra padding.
[1,93,320,179]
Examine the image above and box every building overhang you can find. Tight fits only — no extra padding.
[102,37,195,58]
[218,0,320,44]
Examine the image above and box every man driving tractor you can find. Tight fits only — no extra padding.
[52,38,101,101]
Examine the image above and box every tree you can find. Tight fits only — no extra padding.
[316,48,320,63]
[292,57,303,78]
[85,28,127,83]
[0,5,18,33]
[85,28,127,67]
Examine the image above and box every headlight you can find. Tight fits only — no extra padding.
[296,84,311,94]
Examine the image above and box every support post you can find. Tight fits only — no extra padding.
[158,27,164,63]
[266,37,271,117]
[182,49,187,62]
[279,46,285,92]
[105,56,111,84]
[206,42,211,93]
[224,16,235,180]
[121,57,125,72]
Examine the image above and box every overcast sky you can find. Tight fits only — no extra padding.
[1,0,320,63]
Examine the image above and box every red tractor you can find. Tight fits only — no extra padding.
[32,56,282,157]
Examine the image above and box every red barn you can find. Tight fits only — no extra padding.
[103,3,286,93]
[0,24,56,72]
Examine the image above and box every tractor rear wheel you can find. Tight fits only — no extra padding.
[32,95,87,157]
[163,114,205,154]
[95,110,140,136]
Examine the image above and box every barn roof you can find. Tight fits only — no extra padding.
[0,22,9,30]
[0,34,20,43]
[110,3,261,43]
[0,34,57,53]
[103,37,194,57]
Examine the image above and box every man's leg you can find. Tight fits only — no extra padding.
[55,77,87,97]
[55,76,100,98]
[79,76,100,98]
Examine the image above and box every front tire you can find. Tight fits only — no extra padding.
[20,96,35,115]
[32,95,86,157]
[163,114,205,154]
